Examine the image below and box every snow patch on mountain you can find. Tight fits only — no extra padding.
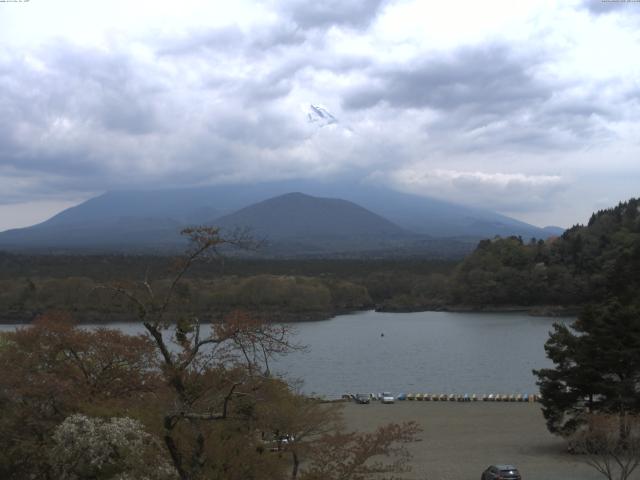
[307,104,338,127]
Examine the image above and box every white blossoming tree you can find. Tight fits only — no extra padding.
[50,414,178,480]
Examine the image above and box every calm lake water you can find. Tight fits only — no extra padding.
[0,310,568,397]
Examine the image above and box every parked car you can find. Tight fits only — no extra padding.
[381,392,395,404]
[269,434,295,452]
[481,464,521,480]
[355,393,371,404]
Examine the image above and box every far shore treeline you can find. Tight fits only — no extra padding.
[1,197,638,323]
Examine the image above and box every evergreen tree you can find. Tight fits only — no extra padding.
[534,300,640,437]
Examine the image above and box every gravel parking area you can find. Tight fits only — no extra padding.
[341,401,615,480]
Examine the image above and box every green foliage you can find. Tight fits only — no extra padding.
[2,197,637,316]
[0,255,454,321]
[450,198,640,307]
[534,300,640,436]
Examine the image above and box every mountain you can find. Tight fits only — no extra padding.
[306,104,338,126]
[542,226,565,236]
[213,192,419,255]
[0,180,563,256]
[216,192,406,239]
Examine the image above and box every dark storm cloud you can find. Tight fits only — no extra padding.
[282,0,387,30]
[167,24,370,105]
[1,44,163,138]
[209,109,307,149]
[236,50,371,104]
[343,45,549,112]
[0,42,175,204]
[1,1,637,217]
[0,32,319,203]
[156,24,311,104]
[342,44,618,151]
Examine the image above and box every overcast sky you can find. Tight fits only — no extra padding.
[0,0,639,231]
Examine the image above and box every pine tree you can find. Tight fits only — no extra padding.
[534,300,640,437]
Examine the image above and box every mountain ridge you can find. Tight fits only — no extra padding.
[215,192,407,239]
[0,182,563,256]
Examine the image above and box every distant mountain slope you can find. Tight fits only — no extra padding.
[215,192,406,239]
[0,217,185,251]
[210,192,425,256]
[314,183,555,239]
[542,226,565,236]
[0,180,562,255]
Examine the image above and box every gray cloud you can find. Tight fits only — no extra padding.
[158,23,307,58]
[2,44,164,138]
[281,0,386,30]
[380,167,568,212]
[0,34,332,203]
[581,0,640,15]
[1,0,639,229]
[343,46,549,113]
[342,44,618,152]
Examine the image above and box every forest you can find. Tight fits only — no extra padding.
[0,255,455,323]
[448,198,640,309]
[0,198,638,322]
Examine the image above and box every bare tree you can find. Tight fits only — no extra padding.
[100,226,301,480]
[300,421,422,480]
[570,414,640,480]
[92,226,423,480]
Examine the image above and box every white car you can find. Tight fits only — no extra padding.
[381,392,395,404]
[268,434,295,452]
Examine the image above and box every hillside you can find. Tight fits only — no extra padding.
[214,192,420,254]
[0,181,562,256]
[216,192,406,239]
[1,199,635,321]
[446,198,640,307]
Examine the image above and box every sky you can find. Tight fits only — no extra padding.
[0,0,639,231]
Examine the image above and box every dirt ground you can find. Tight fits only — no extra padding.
[341,401,628,480]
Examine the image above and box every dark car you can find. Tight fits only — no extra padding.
[481,464,521,480]
[354,393,371,404]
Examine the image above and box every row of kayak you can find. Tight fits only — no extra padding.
[404,393,539,402]
[343,393,541,402]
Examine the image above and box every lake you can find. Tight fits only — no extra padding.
[0,310,567,397]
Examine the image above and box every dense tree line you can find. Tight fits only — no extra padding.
[0,274,374,323]
[447,198,640,308]
[0,253,457,281]
[1,198,638,319]
[0,254,455,322]
[527,200,640,480]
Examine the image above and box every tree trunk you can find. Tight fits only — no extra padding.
[291,450,300,480]
[619,410,629,447]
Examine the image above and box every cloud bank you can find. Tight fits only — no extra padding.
[0,0,639,229]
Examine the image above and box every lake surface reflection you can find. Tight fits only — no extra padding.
[275,310,565,397]
[1,310,568,397]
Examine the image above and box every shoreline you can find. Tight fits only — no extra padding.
[0,304,579,325]
[375,304,580,317]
